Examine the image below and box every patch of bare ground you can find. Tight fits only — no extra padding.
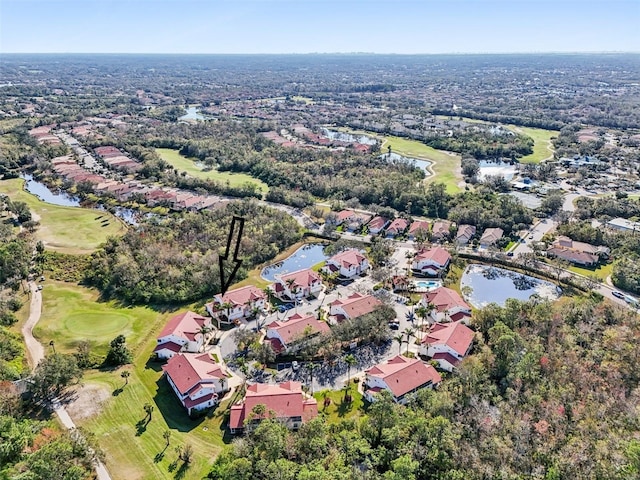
[65,383,111,421]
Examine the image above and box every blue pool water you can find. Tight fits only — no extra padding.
[261,244,329,281]
[413,280,442,291]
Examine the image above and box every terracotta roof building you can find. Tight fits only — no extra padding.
[420,321,475,371]
[420,287,471,323]
[162,353,229,415]
[154,311,211,360]
[321,249,370,279]
[205,285,268,325]
[265,313,331,353]
[364,355,441,404]
[329,292,383,323]
[229,381,318,433]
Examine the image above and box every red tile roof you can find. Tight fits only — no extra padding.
[267,313,330,345]
[422,287,470,313]
[209,285,266,309]
[162,353,226,395]
[277,269,322,289]
[415,247,451,266]
[228,381,318,429]
[366,355,441,398]
[386,218,409,234]
[327,249,367,269]
[367,216,389,231]
[409,220,430,235]
[154,341,183,354]
[422,321,475,357]
[431,220,452,237]
[336,210,355,223]
[158,311,208,341]
[330,292,382,319]
[432,352,461,367]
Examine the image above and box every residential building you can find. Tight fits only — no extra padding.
[546,247,598,267]
[329,292,383,322]
[367,216,390,235]
[345,212,373,232]
[607,218,640,233]
[455,224,477,246]
[271,268,323,301]
[154,311,211,359]
[334,209,356,225]
[162,353,229,415]
[229,381,318,434]
[411,246,451,277]
[265,313,331,353]
[431,220,453,242]
[386,218,409,237]
[420,287,472,323]
[407,220,430,240]
[420,321,475,372]
[479,227,504,248]
[364,355,441,404]
[205,285,268,325]
[321,249,370,279]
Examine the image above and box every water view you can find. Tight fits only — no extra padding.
[22,174,81,207]
[322,129,377,145]
[413,280,442,292]
[478,160,518,181]
[179,106,205,121]
[383,152,432,175]
[261,244,329,281]
[461,264,561,308]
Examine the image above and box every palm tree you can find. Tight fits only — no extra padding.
[393,334,404,355]
[344,354,357,384]
[220,301,234,326]
[285,278,297,300]
[197,323,212,349]
[120,370,130,387]
[143,403,154,421]
[403,326,417,355]
[414,305,429,332]
[163,429,171,448]
[307,362,318,395]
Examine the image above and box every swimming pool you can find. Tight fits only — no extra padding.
[413,280,442,292]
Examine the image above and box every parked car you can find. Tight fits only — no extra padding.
[389,322,400,330]
[612,291,625,299]
[37,285,43,291]
[292,361,300,371]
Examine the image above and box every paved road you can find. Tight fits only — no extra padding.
[21,282,113,480]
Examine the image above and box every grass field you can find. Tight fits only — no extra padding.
[569,262,613,282]
[338,128,463,193]
[33,281,170,357]
[314,387,365,423]
[0,178,127,254]
[156,148,269,194]
[507,126,559,164]
[33,280,226,479]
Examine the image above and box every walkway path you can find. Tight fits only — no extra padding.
[22,281,113,480]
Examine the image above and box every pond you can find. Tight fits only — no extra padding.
[179,106,205,121]
[382,152,432,176]
[321,129,378,145]
[460,264,561,308]
[21,174,81,207]
[478,160,518,181]
[261,244,329,282]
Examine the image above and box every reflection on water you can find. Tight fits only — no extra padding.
[261,244,329,281]
[461,264,560,308]
[21,174,81,207]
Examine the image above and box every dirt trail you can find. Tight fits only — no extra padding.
[20,281,113,480]
[22,282,44,367]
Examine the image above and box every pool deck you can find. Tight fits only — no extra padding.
[412,281,443,293]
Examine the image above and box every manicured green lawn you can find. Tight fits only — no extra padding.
[569,262,613,282]
[34,280,229,479]
[33,281,170,357]
[506,126,559,164]
[314,387,365,423]
[155,148,269,194]
[0,178,127,254]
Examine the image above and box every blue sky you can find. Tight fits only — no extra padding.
[1,0,638,54]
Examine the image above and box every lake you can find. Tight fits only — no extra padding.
[179,106,205,121]
[322,129,377,145]
[460,264,561,308]
[261,244,329,281]
[478,160,518,181]
[22,174,81,207]
[382,152,432,175]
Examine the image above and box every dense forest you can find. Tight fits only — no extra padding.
[85,200,303,304]
[208,297,640,479]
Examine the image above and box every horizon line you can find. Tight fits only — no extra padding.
[2,50,639,56]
